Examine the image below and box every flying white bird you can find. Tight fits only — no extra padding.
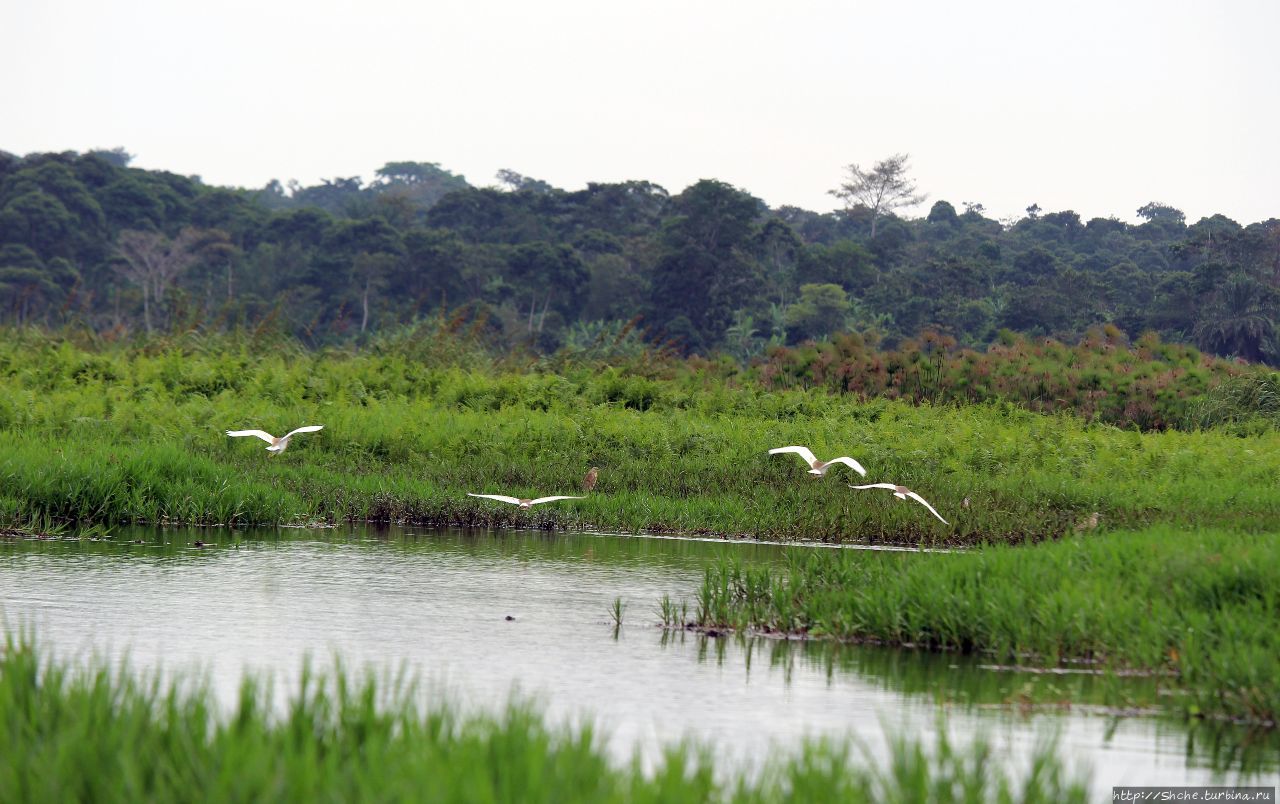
[467,493,586,509]
[768,446,867,477]
[225,425,324,454]
[848,483,949,524]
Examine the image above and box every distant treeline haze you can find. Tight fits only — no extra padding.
[1,148,1278,363]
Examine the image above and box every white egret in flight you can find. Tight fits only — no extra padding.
[225,425,324,454]
[768,446,867,477]
[467,493,586,509]
[848,483,949,524]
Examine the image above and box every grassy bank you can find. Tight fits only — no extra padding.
[687,527,1279,725]
[0,637,1086,803]
[2,334,1280,544]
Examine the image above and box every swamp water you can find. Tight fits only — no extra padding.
[2,525,1275,796]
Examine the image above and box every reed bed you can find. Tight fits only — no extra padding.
[0,636,1086,803]
[688,527,1280,726]
[2,337,1280,544]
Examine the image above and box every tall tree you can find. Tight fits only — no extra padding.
[319,218,404,333]
[353,252,398,333]
[371,161,470,213]
[784,283,851,342]
[0,245,77,325]
[495,169,554,194]
[649,180,765,351]
[115,228,202,332]
[830,153,926,238]
[754,218,802,302]
[507,242,587,337]
[1193,274,1279,362]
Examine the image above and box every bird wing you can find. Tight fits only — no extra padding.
[283,425,324,439]
[905,491,950,525]
[467,493,524,505]
[528,496,587,506]
[769,446,817,465]
[848,483,898,491]
[226,430,276,444]
[826,457,868,476]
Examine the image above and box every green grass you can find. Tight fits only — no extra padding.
[688,527,1280,726]
[0,636,1086,803]
[2,335,1280,545]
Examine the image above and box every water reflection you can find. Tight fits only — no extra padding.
[664,629,1279,776]
[1,525,1275,790]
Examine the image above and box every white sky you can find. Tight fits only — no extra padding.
[4,0,1278,225]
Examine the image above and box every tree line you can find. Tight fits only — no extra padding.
[1,147,1277,363]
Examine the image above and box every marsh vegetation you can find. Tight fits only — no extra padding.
[686,528,1280,726]
[3,331,1280,545]
[2,329,1277,797]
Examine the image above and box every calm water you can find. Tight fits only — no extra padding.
[1,526,1275,795]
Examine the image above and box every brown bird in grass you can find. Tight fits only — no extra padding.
[768,446,867,478]
[467,493,586,509]
[1073,512,1100,532]
[582,466,599,492]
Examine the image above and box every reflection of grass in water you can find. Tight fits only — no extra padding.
[0,523,793,577]
[4,338,1280,544]
[660,627,1160,709]
[694,527,1280,727]
[0,634,1087,803]
[668,629,1280,775]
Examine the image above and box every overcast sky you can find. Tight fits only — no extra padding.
[5,0,1277,225]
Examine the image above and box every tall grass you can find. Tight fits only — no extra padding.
[691,527,1280,725]
[0,636,1086,803]
[3,336,1280,543]
[1186,371,1280,433]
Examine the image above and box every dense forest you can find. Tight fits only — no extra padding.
[1,147,1277,364]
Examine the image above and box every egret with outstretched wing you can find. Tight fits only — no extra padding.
[226,425,324,454]
[769,446,867,477]
[849,483,949,525]
[467,492,586,509]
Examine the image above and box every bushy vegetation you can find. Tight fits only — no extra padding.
[1185,371,1280,433]
[3,333,1280,544]
[2,149,1278,365]
[0,636,1087,803]
[688,528,1280,725]
[745,326,1252,430]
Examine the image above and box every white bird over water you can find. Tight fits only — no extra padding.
[225,425,324,454]
[768,446,867,477]
[467,493,586,509]
[848,483,949,525]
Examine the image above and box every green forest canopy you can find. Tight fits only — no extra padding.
[1,148,1277,364]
